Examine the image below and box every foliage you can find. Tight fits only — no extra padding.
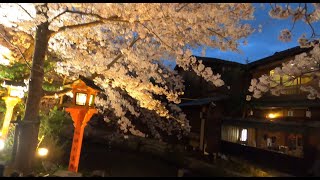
[0,125,15,163]
[248,45,320,100]
[38,106,72,164]
[0,100,5,113]
[0,63,29,81]
[248,3,320,100]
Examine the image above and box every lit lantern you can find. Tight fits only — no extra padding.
[0,80,26,139]
[0,138,5,151]
[37,147,49,157]
[63,75,103,173]
[267,113,276,119]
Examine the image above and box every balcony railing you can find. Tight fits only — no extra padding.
[281,85,302,95]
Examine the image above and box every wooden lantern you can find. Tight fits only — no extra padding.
[64,75,103,173]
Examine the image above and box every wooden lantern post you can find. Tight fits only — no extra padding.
[64,76,102,173]
[0,80,25,139]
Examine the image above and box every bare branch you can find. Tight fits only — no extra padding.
[49,8,69,23]
[49,20,104,37]
[304,4,316,39]
[269,3,275,11]
[16,3,34,19]
[290,19,297,32]
[176,3,189,12]
[0,31,32,70]
[49,13,131,37]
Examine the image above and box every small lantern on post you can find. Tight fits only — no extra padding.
[63,75,103,173]
[0,80,26,140]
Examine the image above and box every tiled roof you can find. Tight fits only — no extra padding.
[248,46,313,69]
[78,75,104,92]
[178,95,229,107]
[1,80,26,87]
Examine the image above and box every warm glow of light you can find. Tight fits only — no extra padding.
[66,91,74,98]
[0,45,12,65]
[75,93,87,105]
[267,113,278,119]
[37,147,49,157]
[240,129,247,141]
[0,3,36,28]
[89,94,95,106]
[2,82,27,98]
[9,87,25,98]
[1,97,20,139]
[0,138,5,151]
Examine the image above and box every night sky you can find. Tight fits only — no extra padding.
[191,3,320,64]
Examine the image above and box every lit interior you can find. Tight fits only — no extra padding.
[0,138,5,151]
[9,87,25,98]
[267,113,278,119]
[240,129,247,141]
[75,93,87,106]
[89,94,95,106]
[37,147,49,157]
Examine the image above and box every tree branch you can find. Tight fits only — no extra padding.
[42,87,72,98]
[49,20,104,37]
[106,37,141,70]
[304,4,316,39]
[176,3,189,12]
[16,3,34,19]
[139,22,175,52]
[49,8,69,23]
[0,31,32,70]
[269,3,275,11]
[207,28,241,53]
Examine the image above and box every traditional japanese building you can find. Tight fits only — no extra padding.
[177,44,320,176]
[221,45,320,176]
[175,56,245,155]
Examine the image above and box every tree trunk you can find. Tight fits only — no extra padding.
[13,21,50,175]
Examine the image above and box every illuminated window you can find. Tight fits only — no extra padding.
[267,113,277,119]
[75,93,87,106]
[287,110,294,117]
[282,75,298,87]
[9,88,24,98]
[270,70,280,87]
[240,129,247,142]
[89,94,95,106]
[300,74,312,84]
[306,109,311,118]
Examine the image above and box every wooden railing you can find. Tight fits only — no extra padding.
[281,85,302,95]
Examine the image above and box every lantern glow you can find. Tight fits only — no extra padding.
[267,113,279,119]
[89,94,95,106]
[0,138,5,151]
[75,93,87,106]
[63,75,103,173]
[240,129,247,141]
[37,147,49,157]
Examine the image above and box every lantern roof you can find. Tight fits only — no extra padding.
[64,75,104,92]
[1,80,26,88]
[78,75,103,92]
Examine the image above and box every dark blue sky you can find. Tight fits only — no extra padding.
[191,3,320,64]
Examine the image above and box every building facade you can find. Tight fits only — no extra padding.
[178,45,320,175]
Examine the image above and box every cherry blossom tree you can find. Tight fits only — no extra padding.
[248,3,320,100]
[0,3,254,173]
